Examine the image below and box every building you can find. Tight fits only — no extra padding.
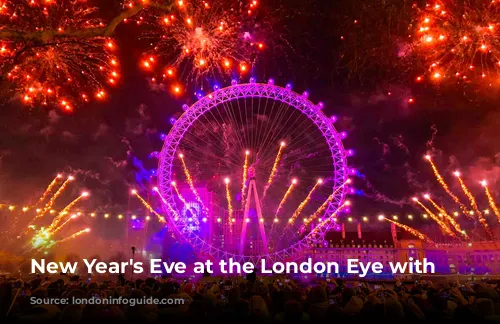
[307,222,500,277]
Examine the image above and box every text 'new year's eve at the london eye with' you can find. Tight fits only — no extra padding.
[31,258,435,278]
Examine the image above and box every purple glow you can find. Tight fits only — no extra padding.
[330,116,337,123]
[268,78,275,85]
[333,224,342,231]
[285,83,292,90]
[169,117,177,125]
[196,92,203,99]
[150,151,160,158]
[159,133,167,141]
[302,91,309,98]
[213,84,220,90]
[347,149,355,156]
[188,217,193,222]
[349,168,357,175]
[249,77,256,84]
[344,207,351,213]
[231,79,238,86]
[317,102,324,109]
[348,187,356,194]
[340,132,348,139]
[202,217,207,222]
[182,104,189,111]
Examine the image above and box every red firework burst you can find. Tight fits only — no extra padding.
[413,0,500,85]
[0,0,119,110]
[138,0,265,91]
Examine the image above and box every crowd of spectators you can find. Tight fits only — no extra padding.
[1,272,500,323]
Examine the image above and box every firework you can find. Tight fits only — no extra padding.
[482,180,500,223]
[304,179,351,226]
[140,0,265,87]
[275,178,297,217]
[425,156,469,214]
[49,192,89,230]
[133,189,166,223]
[262,142,285,200]
[224,178,233,226]
[384,217,435,244]
[51,228,91,247]
[241,150,250,206]
[178,154,207,213]
[287,179,322,227]
[412,197,455,236]
[454,171,492,236]
[423,194,468,238]
[171,181,199,225]
[30,227,53,250]
[308,201,350,240]
[413,1,500,84]
[50,214,78,236]
[35,174,62,205]
[0,1,120,108]
[40,176,74,216]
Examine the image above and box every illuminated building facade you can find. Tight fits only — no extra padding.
[308,223,500,276]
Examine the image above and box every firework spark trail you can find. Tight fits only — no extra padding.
[412,197,455,236]
[48,192,88,231]
[50,214,78,235]
[425,156,469,214]
[171,182,199,225]
[275,179,297,217]
[134,189,166,223]
[51,228,91,247]
[384,218,434,244]
[241,151,250,207]
[262,142,285,201]
[225,178,233,231]
[179,154,208,213]
[455,172,492,236]
[286,179,322,228]
[308,201,350,240]
[482,180,500,223]
[304,179,351,226]
[424,194,468,238]
[35,174,63,206]
[290,180,351,237]
[40,176,74,217]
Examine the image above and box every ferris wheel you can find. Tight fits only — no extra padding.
[157,78,352,263]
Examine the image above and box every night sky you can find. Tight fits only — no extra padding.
[1,0,500,226]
